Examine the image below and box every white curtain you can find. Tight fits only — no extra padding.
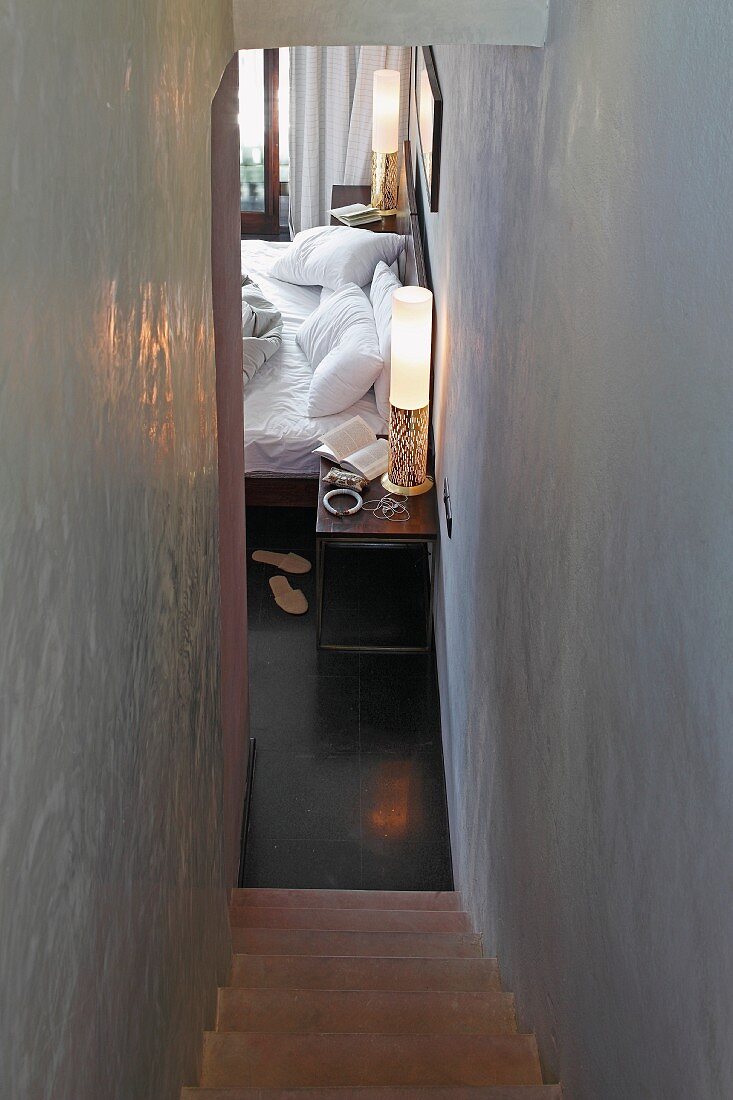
[289,46,411,235]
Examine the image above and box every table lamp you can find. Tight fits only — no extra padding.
[382,286,434,496]
[371,69,400,214]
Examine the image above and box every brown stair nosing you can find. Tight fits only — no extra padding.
[200,1032,542,1089]
[229,955,502,992]
[183,1088,562,1099]
[230,890,462,911]
[231,928,483,959]
[229,907,472,934]
[216,987,516,1035]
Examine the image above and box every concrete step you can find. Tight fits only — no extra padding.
[232,928,483,959]
[229,955,502,993]
[183,1088,562,1099]
[200,1033,543,1089]
[216,988,516,1035]
[230,890,462,911]
[229,908,472,934]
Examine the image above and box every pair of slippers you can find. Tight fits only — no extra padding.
[252,550,311,616]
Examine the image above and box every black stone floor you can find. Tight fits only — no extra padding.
[243,505,453,891]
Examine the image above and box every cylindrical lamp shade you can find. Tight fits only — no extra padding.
[389,286,433,410]
[383,286,434,496]
[372,69,400,153]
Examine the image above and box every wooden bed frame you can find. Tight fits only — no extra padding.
[244,140,428,509]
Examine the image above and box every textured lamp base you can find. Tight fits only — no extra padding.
[383,403,433,495]
[371,150,399,214]
[381,473,434,497]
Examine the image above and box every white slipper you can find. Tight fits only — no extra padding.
[269,575,308,615]
[252,550,312,574]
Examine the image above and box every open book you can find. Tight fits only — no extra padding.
[314,415,389,482]
[330,203,383,227]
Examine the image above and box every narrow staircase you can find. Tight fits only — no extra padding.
[182,888,561,1098]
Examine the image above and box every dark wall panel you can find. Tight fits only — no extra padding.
[212,52,250,887]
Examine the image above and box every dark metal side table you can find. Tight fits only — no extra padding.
[315,458,439,653]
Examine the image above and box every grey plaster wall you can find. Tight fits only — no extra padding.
[422,4,733,1097]
[0,3,234,1098]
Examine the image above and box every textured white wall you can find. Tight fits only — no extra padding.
[420,3,733,1097]
[234,0,548,48]
[0,3,234,1098]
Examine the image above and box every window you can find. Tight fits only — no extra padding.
[239,48,290,235]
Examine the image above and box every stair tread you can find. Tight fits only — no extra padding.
[217,988,516,1035]
[230,908,471,933]
[183,1089,562,1099]
[230,955,501,992]
[232,928,483,959]
[201,1033,542,1089]
[230,890,462,912]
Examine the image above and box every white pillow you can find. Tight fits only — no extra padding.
[370,260,403,419]
[320,282,370,305]
[272,225,405,291]
[296,284,384,417]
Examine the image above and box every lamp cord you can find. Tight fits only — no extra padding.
[362,493,410,523]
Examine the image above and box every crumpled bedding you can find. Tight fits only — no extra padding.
[242,276,284,385]
[241,238,386,477]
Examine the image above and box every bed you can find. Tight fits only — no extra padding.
[243,143,426,508]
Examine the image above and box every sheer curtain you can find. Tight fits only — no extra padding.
[289,46,411,235]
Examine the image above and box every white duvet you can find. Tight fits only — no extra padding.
[241,276,283,385]
[241,239,386,477]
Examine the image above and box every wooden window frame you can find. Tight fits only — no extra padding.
[241,49,281,236]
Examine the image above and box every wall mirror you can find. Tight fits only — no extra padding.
[414,46,442,212]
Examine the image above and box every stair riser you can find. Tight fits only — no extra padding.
[232,929,483,959]
[201,1034,543,1089]
[230,889,462,911]
[217,989,516,1035]
[229,908,471,934]
[183,1089,563,1099]
[229,955,502,992]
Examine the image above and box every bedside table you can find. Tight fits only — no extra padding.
[315,458,439,653]
[330,184,398,235]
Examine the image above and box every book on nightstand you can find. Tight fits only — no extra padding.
[313,415,389,482]
[330,203,383,227]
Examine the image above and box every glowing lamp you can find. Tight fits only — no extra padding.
[371,69,400,214]
[382,286,434,496]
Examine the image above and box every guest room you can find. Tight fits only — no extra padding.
[239,46,437,504]
[235,44,451,890]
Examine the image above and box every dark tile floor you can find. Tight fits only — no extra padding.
[243,505,453,891]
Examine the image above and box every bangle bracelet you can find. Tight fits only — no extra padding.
[323,488,363,516]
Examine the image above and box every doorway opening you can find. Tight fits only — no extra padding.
[214,44,452,892]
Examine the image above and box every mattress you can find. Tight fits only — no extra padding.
[241,239,387,477]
